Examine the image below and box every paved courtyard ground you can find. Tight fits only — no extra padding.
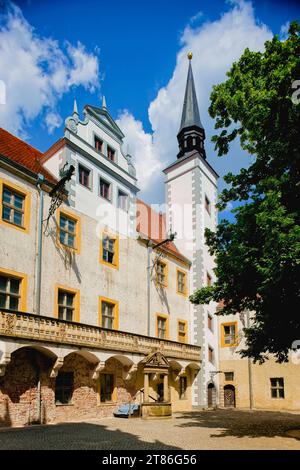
[0,409,300,450]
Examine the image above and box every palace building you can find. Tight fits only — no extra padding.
[2,54,295,428]
[0,55,220,426]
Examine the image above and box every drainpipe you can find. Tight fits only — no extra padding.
[246,310,254,409]
[35,174,45,315]
[147,242,152,336]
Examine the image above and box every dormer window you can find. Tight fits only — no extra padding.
[95,136,103,153]
[107,146,115,162]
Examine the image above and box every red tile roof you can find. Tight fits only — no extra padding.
[136,198,190,264]
[0,128,57,184]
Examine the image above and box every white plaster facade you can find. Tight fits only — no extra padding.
[164,153,219,407]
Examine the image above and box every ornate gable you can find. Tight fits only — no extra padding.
[142,351,170,369]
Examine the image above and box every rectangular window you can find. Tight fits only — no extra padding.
[178,320,187,343]
[156,261,167,287]
[99,178,111,201]
[0,274,21,311]
[157,315,168,339]
[107,146,115,162]
[208,346,214,364]
[177,269,187,295]
[95,136,103,153]
[78,164,90,188]
[118,190,128,211]
[55,371,74,405]
[100,374,114,402]
[270,378,285,399]
[208,314,213,331]
[102,236,115,264]
[205,195,211,215]
[224,372,234,382]
[101,301,115,329]
[222,323,237,347]
[179,376,188,400]
[99,297,118,330]
[2,185,25,228]
[59,214,76,249]
[57,289,75,321]
[207,272,212,286]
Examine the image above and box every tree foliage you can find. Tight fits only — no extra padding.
[190,22,300,362]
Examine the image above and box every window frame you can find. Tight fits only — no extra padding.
[156,313,169,340]
[224,372,234,382]
[0,267,27,312]
[208,313,213,332]
[117,189,129,212]
[270,377,285,399]
[99,177,112,202]
[98,373,117,404]
[78,163,92,190]
[107,145,116,162]
[0,178,31,234]
[57,208,81,254]
[176,268,188,296]
[99,296,119,330]
[205,194,211,215]
[156,260,168,288]
[177,319,188,343]
[100,231,119,269]
[208,345,215,364]
[94,135,103,154]
[54,284,80,322]
[221,322,238,347]
[55,371,74,405]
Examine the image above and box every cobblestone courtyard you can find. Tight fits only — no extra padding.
[1,409,300,450]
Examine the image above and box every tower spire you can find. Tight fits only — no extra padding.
[177,52,206,159]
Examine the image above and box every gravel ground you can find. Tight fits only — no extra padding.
[0,409,300,450]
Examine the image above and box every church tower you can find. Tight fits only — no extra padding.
[164,53,219,407]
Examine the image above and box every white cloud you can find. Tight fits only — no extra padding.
[0,3,99,137]
[117,0,272,204]
[190,11,203,24]
[45,112,62,134]
[279,21,290,40]
[116,110,161,191]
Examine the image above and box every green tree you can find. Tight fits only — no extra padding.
[190,22,300,362]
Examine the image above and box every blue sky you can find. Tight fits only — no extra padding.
[0,0,299,216]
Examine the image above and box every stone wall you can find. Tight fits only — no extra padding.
[0,348,134,427]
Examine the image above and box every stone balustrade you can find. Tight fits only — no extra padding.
[0,309,201,362]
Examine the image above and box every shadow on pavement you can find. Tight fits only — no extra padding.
[174,409,300,439]
[0,421,182,450]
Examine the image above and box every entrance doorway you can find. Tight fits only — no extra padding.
[207,383,216,407]
[224,385,236,407]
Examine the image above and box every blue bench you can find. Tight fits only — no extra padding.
[114,403,140,418]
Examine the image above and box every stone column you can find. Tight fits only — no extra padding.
[144,373,149,402]
[163,373,169,402]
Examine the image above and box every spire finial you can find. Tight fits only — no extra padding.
[73,99,78,115]
[102,95,107,109]
[187,51,193,60]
